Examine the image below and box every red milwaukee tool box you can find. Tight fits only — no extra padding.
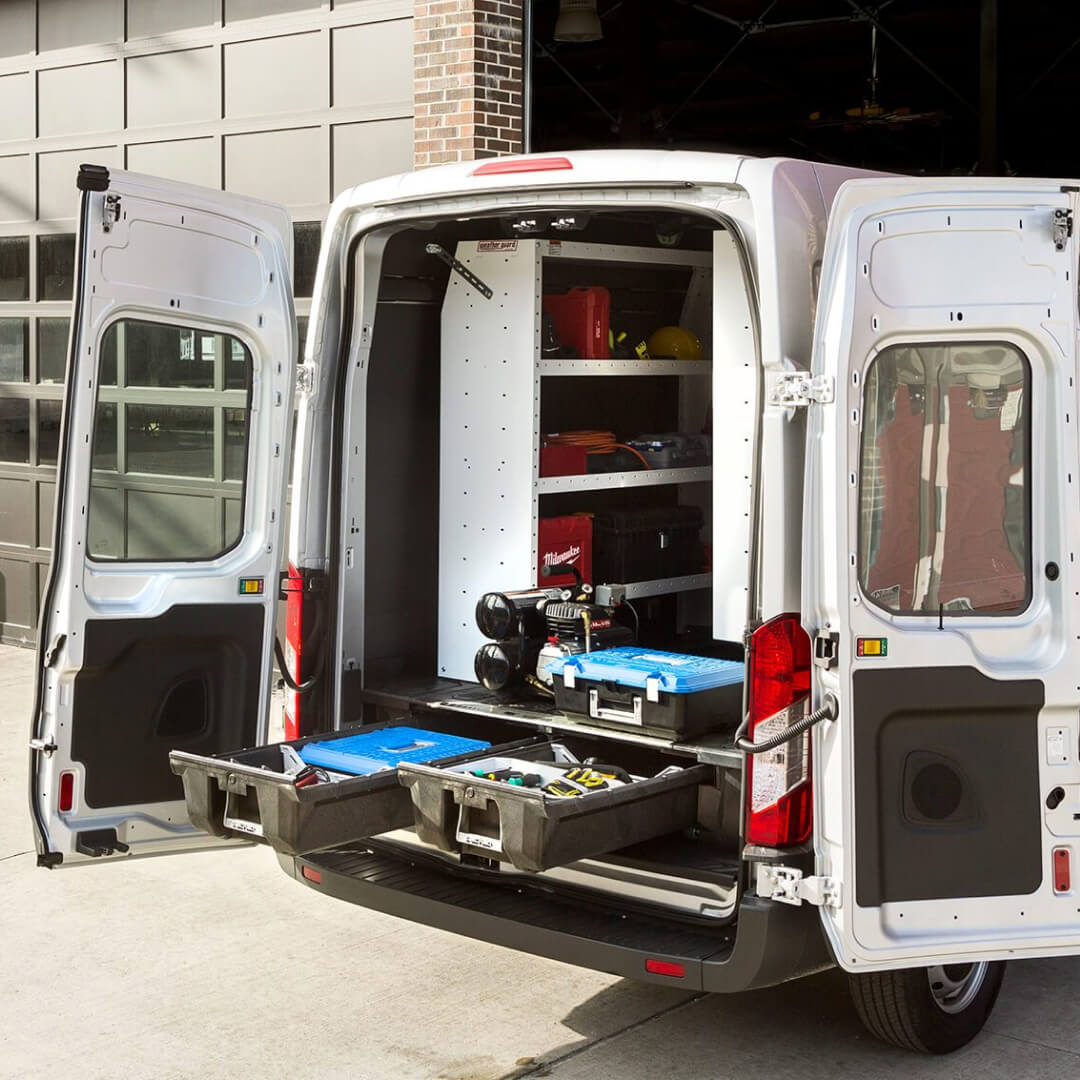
[537,515,593,588]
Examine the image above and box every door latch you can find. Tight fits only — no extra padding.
[756,864,841,908]
[29,737,57,756]
[1054,207,1074,251]
[770,372,835,408]
[813,631,839,670]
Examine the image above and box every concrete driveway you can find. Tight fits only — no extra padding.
[2,642,1078,1079]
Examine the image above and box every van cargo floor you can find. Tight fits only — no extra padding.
[291,843,736,989]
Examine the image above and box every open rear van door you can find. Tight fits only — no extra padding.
[803,177,1080,968]
[30,166,296,866]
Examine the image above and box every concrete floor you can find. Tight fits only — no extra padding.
[3,643,1080,1080]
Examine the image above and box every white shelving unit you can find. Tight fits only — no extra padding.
[438,237,717,681]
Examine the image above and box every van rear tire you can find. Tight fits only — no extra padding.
[847,961,1005,1053]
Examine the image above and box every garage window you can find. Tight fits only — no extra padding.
[858,342,1031,615]
[87,319,252,562]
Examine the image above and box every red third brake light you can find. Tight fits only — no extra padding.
[472,156,573,177]
[283,562,304,741]
[745,613,814,847]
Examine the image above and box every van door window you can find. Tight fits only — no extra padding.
[858,342,1030,615]
[87,318,252,561]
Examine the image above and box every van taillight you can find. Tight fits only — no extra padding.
[283,563,304,741]
[745,613,813,847]
[58,771,74,813]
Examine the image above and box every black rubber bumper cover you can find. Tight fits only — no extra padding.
[283,846,833,992]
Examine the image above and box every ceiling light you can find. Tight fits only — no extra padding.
[555,0,603,43]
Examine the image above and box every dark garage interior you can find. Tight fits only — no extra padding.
[529,0,1078,178]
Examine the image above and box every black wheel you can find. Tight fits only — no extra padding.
[848,961,1006,1053]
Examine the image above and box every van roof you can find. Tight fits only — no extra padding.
[336,148,757,212]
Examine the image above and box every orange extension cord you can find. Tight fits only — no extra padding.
[544,429,652,470]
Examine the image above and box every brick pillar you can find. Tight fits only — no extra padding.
[414,0,524,169]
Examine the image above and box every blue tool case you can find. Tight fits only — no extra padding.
[549,647,744,738]
[298,727,490,776]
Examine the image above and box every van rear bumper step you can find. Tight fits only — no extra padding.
[282,845,833,993]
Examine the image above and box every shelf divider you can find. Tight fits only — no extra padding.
[538,358,712,377]
[536,465,712,495]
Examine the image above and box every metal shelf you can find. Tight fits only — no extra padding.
[537,358,712,377]
[540,239,712,269]
[535,465,712,494]
[622,573,713,600]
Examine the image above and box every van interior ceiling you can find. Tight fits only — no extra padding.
[337,206,740,740]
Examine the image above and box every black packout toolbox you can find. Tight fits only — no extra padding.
[398,740,709,873]
[550,647,744,739]
[592,505,704,582]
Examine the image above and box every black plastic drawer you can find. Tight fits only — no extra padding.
[169,725,534,857]
[398,741,711,873]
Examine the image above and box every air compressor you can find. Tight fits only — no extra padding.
[473,566,635,693]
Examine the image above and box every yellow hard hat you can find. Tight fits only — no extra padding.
[646,326,703,361]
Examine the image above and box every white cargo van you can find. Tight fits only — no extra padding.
[29,153,1080,1053]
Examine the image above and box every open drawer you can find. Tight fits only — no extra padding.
[399,741,711,873]
[169,725,536,857]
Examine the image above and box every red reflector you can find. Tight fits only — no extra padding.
[645,959,685,978]
[472,156,573,177]
[58,771,74,813]
[301,865,322,885]
[1054,848,1071,893]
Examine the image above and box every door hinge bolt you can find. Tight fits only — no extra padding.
[770,372,835,407]
[30,738,58,756]
[102,193,121,233]
[756,864,841,908]
[1053,207,1074,251]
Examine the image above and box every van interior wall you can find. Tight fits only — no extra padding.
[356,211,729,710]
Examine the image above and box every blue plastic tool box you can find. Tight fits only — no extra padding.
[549,647,744,738]
[298,727,490,776]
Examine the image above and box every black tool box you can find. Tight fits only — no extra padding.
[592,505,704,582]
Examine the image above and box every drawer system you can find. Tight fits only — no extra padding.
[171,725,712,870]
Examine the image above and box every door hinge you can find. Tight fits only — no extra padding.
[296,364,317,396]
[813,631,839,670]
[770,372,835,408]
[756,864,841,908]
[102,193,121,232]
[1053,207,1073,251]
[29,737,57,756]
